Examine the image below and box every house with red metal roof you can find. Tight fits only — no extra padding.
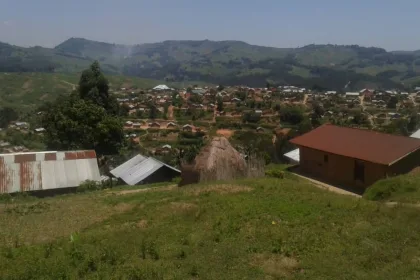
[290,124,420,189]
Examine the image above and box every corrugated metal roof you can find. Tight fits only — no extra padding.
[110,154,180,185]
[284,148,300,162]
[0,150,100,194]
[290,124,420,165]
[110,154,147,178]
[411,129,420,139]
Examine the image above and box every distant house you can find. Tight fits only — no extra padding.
[325,91,337,95]
[256,127,265,133]
[166,122,177,128]
[290,124,420,188]
[255,110,263,115]
[149,122,161,128]
[161,144,172,153]
[345,92,360,98]
[34,127,46,133]
[133,122,141,129]
[182,124,194,132]
[110,154,180,185]
[153,85,170,91]
[231,97,241,103]
[125,121,133,127]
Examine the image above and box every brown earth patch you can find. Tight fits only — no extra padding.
[22,80,32,90]
[251,254,300,278]
[170,202,198,212]
[136,219,148,229]
[216,129,234,138]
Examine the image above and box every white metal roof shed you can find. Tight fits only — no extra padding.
[110,154,180,185]
[284,148,300,163]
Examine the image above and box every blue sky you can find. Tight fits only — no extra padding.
[0,0,419,50]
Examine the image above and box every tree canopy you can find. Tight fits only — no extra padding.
[42,61,124,156]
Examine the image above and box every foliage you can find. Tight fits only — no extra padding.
[3,38,420,91]
[364,174,420,203]
[216,97,224,111]
[0,107,19,128]
[42,62,124,156]
[387,96,399,109]
[280,106,305,125]
[77,180,103,193]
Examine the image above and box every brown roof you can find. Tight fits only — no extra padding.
[290,124,420,165]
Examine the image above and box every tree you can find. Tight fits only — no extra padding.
[280,106,305,125]
[0,107,19,128]
[42,94,124,156]
[217,85,224,91]
[408,114,419,132]
[266,82,271,89]
[216,97,224,111]
[78,61,119,115]
[42,62,124,156]
[188,94,203,104]
[387,96,398,109]
[148,103,159,119]
[120,104,130,117]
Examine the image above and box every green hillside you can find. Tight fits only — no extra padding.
[1,174,420,279]
[3,38,420,89]
[0,72,190,111]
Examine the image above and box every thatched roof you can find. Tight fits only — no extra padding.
[194,137,246,172]
[180,137,247,186]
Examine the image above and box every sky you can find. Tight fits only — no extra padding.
[0,0,419,51]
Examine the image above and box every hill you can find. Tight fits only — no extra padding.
[3,38,420,89]
[1,175,420,279]
[0,72,191,111]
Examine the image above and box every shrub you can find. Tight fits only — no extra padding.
[172,177,181,185]
[77,180,102,193]
[265,169,285,179]
[364,174,420,202]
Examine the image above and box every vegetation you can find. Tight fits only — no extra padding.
[1,175,420,279]
[41,62,124,156]
[3,38,420,90]
[364,174,420,203]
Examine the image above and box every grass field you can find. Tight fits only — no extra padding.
[1,173,420,279]
[364,174,420,203]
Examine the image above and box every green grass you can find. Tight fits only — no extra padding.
[364,174,420,203]
[1,175,420,279]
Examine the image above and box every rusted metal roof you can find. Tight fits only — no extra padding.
[0,150,100,194]
[290,124,420,165]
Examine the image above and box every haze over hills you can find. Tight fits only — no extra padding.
[3,37,420,90]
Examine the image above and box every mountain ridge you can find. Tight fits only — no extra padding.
[2,37,420,90]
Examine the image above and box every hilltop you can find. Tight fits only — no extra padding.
[1,174,420,279]
[3,38,420,89]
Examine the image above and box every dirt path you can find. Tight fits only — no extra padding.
[61,80,77,90]
[167,105,174,120]
[302,94,308,105]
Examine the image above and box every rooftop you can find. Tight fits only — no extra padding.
[290,124,420,165]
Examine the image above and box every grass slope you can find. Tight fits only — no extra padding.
[0,73,204,111]
[1,175,420,279]
[364,174,420,203]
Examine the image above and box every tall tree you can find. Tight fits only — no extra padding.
[42,62,124,156]
[78,61,119,115]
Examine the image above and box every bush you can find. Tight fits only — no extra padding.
[364,174,420,202]
[77,180,102,193]
[172,177,181,185]
[265,169,285,179]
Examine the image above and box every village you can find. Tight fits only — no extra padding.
[2,83,420,158]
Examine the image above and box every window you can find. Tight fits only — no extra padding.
[354,160,365,182]
[324,154,328,163]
